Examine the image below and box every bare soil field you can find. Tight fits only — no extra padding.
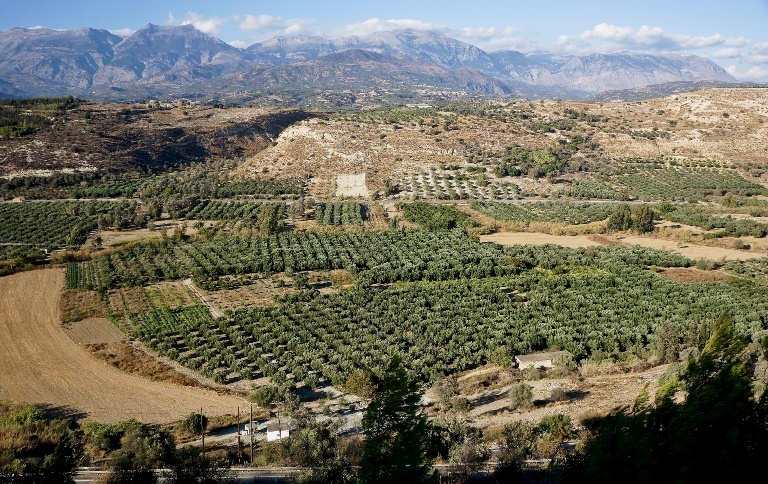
[482,230,764,261]
[657,267,733,283]
[64,317,125,345]
[0,269,247,423]
[617,235,764,261]
[480,232,603,249]
[86,341,217,390]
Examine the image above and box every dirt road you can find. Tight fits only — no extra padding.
[0,269,247,423]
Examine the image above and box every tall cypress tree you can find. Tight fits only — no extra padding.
[360,355,433,484]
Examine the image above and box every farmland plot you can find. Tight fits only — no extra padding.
[0,269,245,423]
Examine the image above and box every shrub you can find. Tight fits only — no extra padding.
[508,383,534,410]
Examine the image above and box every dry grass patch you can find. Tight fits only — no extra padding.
[86,342,206,389]
[480,231,604,249]
[657,267,732,283]
[64,317,125,345]
[60,289,106,323]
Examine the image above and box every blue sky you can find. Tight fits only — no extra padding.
[4,0,768,79]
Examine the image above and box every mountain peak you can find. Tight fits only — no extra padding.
[0,24,737,99]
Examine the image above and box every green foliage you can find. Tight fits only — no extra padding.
[401,202,476,230]
[179,413,208,436]
[489,346,514,368]
[495,144,568,179]
[251,385,282,409]
[569,316,768,483]
[360,356,432,483]
[82,420,143,453]
[105,424,175,484]
[615,167,766,201]
[0,97,78,139]
[473,201,620,225]
[508,383,534,410]
[564,180,630,201]
[724,257,768,280]
[656,203,768,238]
[607,205,656,233]
[315,202,367,225]
[343,370,377,399]
[169,447,231,484]
[68,229,516,290]
[179,200,287,222]
[113,244,761,385]
[0,200,136,248]
[0,402,83,483]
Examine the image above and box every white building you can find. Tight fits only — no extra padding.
[266,420,291,442]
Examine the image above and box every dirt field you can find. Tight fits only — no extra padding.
[657,267,733,283]
[482,230,765,261]
[480,232,603,249]
[617,235,764,261]
[0,269,247,423]
[64,317,125,345]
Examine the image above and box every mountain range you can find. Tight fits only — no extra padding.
[0,23,736,101]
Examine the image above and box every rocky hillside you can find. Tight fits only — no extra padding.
[0,24,735,101]
[0,101,312,176]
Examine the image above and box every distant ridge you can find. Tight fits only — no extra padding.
[592,80,767,102]
[0,24,737,101]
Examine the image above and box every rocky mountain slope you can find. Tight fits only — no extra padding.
[0,24,736,100]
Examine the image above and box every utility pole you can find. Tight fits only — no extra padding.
[249,404,254,464]
[236,406,241,465]
[200,407,205,455]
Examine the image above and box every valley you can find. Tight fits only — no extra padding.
[1,86,768,481]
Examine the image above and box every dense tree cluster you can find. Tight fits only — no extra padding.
[401,202,477,230]
[0,200,141,248]
[315,202,367,225]
[66,230,514,290]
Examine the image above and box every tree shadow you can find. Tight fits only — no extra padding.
[38,403,88,421]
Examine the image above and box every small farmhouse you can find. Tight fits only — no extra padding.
[515,350,571,370]
[266,420,291,442]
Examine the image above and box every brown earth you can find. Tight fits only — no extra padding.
[64,317,125,344]
[482,230,766,261]
[0,268,247,423]
[0,103,311,176]
[480,231,602,249]
[60,289,107,323]
[470,365,670,428]
[657,267,733,283]
[86,341,210,390]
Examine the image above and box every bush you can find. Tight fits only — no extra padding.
[508,383,534,410]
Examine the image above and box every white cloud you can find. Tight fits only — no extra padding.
[455,25,535,52]
[726,63,768,81]
[168,11,225,34]
[110,28,135,37]
[235,14,309,37]
[711,47,742,59]
[342,18,436,36]
[581,22,733,51]
[227,40,249,49]
[239,14,280,31]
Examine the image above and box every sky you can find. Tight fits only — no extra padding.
[3,0,768,80]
